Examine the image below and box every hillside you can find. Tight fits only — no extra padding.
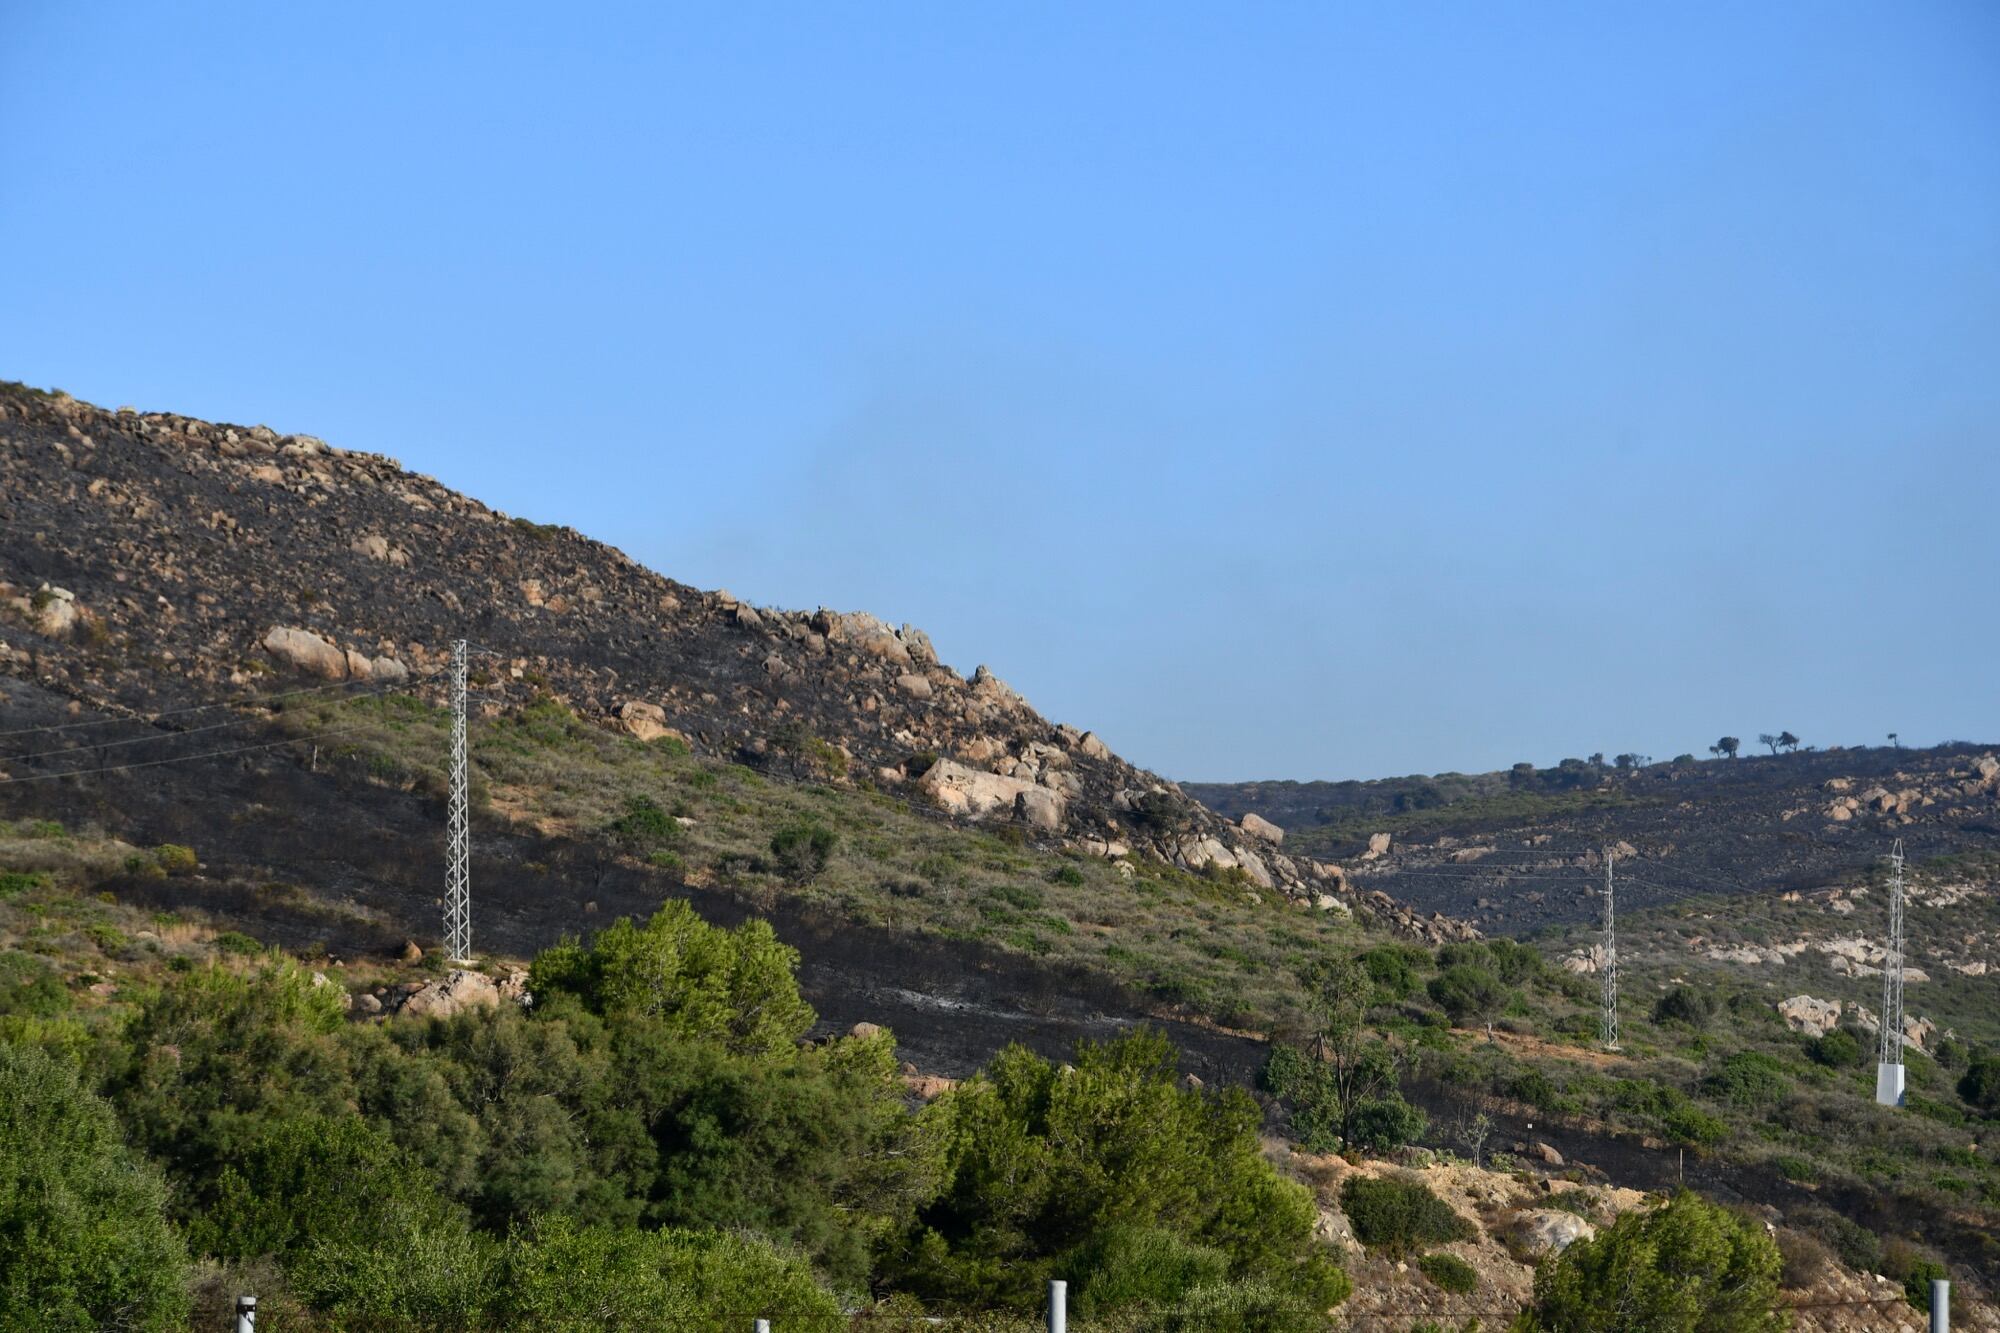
[5,380,1998,1327]
[1191,745,2000,933]
[0,382,1404,915]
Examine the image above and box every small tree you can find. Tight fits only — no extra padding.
[1887,732,1900,749]
[1265,956,1423,1153]
[1777,731,1800,753]
[1714,736,1740,759]
[1522,1191,1786,1332]
[1758,734,1779,755]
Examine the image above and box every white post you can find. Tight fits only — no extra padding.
[1048,1278,1067,1333]
[1932,1278,1950,1333]
[753,1321,771,1333]
[235,1295,256,1333]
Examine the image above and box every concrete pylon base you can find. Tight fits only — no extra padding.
[1875,1061,1906,1108]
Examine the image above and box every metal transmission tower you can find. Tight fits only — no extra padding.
[1876,838,1906,1107]
[1600,847,1620,1051]
[443,639,472,963]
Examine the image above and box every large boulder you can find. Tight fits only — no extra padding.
[917,758,1064,830]
[399,969,500,1019]
[262,625,350,679]
[1777,994,1842,1037]
[617,699,675,742]
[1239,812,1285,845]
[1509,1210,1596,1260]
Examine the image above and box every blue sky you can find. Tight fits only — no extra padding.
[3,3,1995,781]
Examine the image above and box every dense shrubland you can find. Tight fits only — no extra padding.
[0,877,1347,1328]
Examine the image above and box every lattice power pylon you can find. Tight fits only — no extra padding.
[1876,838,1906,1106]
[443,639,472,962]
[1601,847,1619,1051]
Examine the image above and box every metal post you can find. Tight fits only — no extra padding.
[754,1321,771,1333]
[1932,1277,1950,1333]
[235,1295,256,1333]
[1048,1278,1067,1333]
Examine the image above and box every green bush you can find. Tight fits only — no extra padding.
[1662,1105,1730,1148]
[498,1215,840,1327]
[529,901,815,1055]
[1524,1191,1785,1332]
[153,843,199,875]
[1652,986,1716,1029]
[892,1029,1348,1312]
[1703,1051,1790,1108]
[212,930,264,956]
[0,870,52,897]
[1418,1251,1478,1294]
[1338,1174,1475,1258]
[1959,1054,2000,1116]
[1427,964,1505,1025]
[1359,944,1426,1000]
[0,1043,190,1330]
[0,950,70,1018]
[1347,1095,1430,1155]
[1808,1027,1863,1068]
[769,821,837,883]
[608,795,682,855]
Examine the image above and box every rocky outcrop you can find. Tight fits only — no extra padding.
[398,968,500,1019]
[915,759,1066,832]
[1507,1209,1596,1259]
[261,625,408,683]
[1778,994,1843,1037]
[1239,811,1284,844]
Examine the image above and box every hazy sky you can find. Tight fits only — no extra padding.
[3,3,1995,781]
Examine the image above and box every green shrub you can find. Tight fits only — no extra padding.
[1071,1225,1228,1316]
[1653,986,1716,1029]
[1524,1191,1784,1332]
[1808,1027,1863,1068]
[1347,1095,1430,1155]
[1662,1105,1730,1148]
[893,1029,1348,1311]
[1339,1174,1475,1258]
[1359,944,1426,1000]
[1772,1155,1817,1183]
[1703,1051,1790,1108]
[0,950,70,1018]
[498,1215,839,1327]
[769,821,837,883]
[1049,864,1087,887]
[1427,964,1505,1025]
[608,795,682,855]
[153,844,199,875]
[529,901,815,1055]
[212,931,263,956]
[1959,1055,2000,1116]
[0,1044,190,1330]
[1418,1251,1478,1294]
[0,870,51,897]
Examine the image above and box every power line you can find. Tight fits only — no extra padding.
[0,721,378,784]
[0,670,443,762]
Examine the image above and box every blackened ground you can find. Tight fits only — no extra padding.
[0,683,1265,1082]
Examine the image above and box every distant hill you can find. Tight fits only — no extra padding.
[1190,744,2000,933]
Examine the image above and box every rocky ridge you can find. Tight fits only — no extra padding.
[0,383,1470,943]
